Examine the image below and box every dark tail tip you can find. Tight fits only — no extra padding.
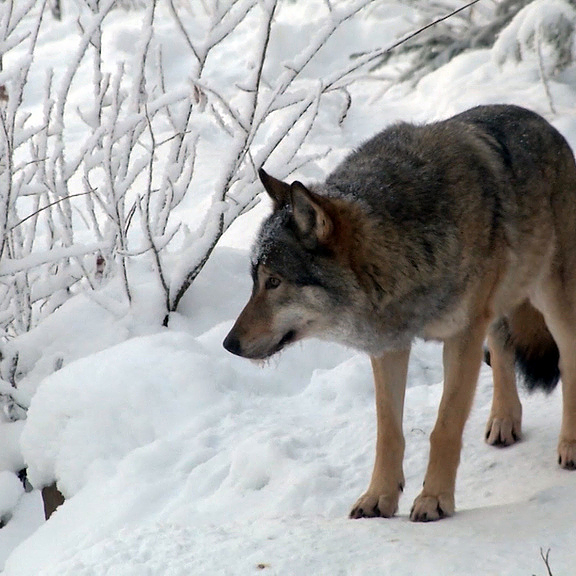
[515,343,560,394]
[491,302,561,394]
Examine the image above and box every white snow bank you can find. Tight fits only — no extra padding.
[3,1,576,574]
[0,421,26,473]
[8,488,576,576]
[0,473,24,521]
[7,315,576,575]
[21,332,233,496]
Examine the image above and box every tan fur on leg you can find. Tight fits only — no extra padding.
[557,347,576,469]
[411,316,489,522]
[485,332,522,446]
[531,279,576,470]
[350,349,410,519]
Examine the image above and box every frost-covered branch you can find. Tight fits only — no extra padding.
[165,0,380,319]
[4,0,533,365]
[361,0,576,89]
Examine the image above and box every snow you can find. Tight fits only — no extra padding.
[492,0,576,72]
[6,328,576,575]
[1,1,576,575]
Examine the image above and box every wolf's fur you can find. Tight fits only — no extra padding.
[487,302,560,393]
[223,104,576,521]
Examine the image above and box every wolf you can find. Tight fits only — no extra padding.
[223,104,576,522]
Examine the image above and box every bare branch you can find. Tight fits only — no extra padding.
[167,0,202,66]
[539,548,554,576]
[324,0,484,91]
[8,192,92,232]
[142,107,170,313]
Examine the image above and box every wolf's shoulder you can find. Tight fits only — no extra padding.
[323,119,456,220]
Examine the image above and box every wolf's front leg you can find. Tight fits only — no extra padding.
[350,349,410,519]
[411,319,488,522]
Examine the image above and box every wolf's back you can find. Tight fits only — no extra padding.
[326,104,576,392]
[455,106,576,393]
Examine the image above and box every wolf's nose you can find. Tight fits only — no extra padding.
[223,331,242,356]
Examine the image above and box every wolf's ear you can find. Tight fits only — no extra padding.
[259,168,290,210]
[289,182,333,247]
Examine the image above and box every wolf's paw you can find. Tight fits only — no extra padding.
[558,438,576,469]
[410,492,454,522]
[349,489,401,519]
[485,415,521,447]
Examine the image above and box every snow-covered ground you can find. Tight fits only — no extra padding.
[1,1,576,574]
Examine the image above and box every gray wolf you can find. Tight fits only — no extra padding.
[223,104,576,521]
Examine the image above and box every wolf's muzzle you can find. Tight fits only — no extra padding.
[223,331,243,357]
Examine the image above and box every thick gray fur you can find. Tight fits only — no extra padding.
[252,104,575,354]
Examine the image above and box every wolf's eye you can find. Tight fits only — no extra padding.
[265,277,281,290]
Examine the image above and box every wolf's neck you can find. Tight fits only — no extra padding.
[326,197,395,301]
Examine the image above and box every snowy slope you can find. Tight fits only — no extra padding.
[1,1,576,575]
[5,259,576,576]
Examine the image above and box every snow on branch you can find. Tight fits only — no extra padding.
[2,0,525,376]
[165,0,380,319]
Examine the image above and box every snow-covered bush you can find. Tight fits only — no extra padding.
[369,0,576,87]
[493,0,576,75]
[50,0,147,20]
[0,0,386,398]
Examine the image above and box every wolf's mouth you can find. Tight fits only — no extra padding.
[274,329,297,354]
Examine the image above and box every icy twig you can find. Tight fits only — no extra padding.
[536,27,556,115]
[142,107,170,313]
[537,547,554,576]
[324,0,484,91]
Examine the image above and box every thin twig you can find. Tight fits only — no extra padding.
[536,27,556,115]
[325,0,484,91]
[143,107,170,313]
[167,0,201,66]
[8,192,92,232]
[539,548,554,576]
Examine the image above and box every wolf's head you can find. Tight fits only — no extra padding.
[223,169,353,360]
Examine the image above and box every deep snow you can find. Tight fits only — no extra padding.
[1,1,576,575]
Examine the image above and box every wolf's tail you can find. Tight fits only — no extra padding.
[487,301,560,393]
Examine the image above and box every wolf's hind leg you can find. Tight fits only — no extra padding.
[533,283,576,469]
[350,349,410,519]
[411,315,489,522]
[485,319,522,446]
